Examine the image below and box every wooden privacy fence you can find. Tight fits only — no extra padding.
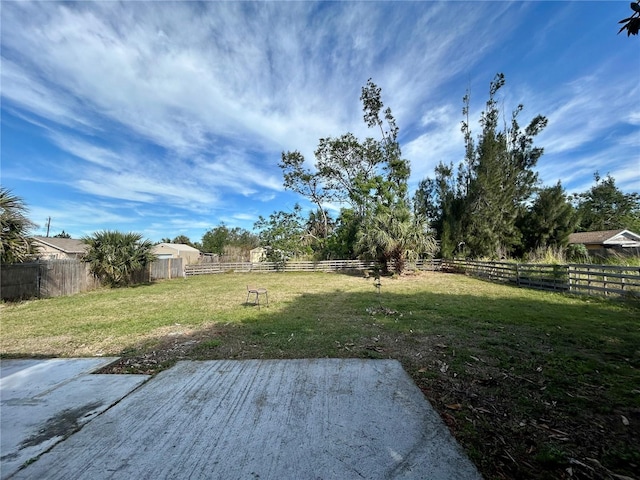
[185,259,443,276]
[149,258,184,280]
[0,263,40,300]
[1,258,184,300]
[39,260,102,298]
[443,259,640,297]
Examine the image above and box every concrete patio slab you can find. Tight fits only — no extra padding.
[10,359,481,479]
[0,358,150,479]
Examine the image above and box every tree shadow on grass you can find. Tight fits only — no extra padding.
[98,287,639,480]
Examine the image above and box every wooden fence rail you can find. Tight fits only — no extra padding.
[443,259,640,297]
[184,259,443,276]
[567,264,640,296]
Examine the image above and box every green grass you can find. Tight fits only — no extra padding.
[2,271,639,479]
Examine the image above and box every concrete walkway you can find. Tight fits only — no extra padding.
[0,358,150,479]
[1,358,481,479]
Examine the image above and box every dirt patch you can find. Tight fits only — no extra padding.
[96,338,199,375]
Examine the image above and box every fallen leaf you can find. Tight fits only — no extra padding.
[621,415,629,426]
[446,403,463,411]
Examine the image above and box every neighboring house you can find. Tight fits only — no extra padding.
[568,229,640,257]
[32,236,88,260]
[250,247,267,263]
[152,243,201,265]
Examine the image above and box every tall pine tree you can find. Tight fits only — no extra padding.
[415,73,547,259]
[518,182,577,254]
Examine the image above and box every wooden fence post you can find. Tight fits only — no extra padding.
[37,260,42,298]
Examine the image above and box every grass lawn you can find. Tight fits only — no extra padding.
[2,271,639,479]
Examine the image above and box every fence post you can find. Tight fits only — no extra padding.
[515,263,520,287]
[37,260,43,298]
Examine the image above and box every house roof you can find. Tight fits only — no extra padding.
[32,236,87,254]
[568,229,640,246]
[153,243,201,253]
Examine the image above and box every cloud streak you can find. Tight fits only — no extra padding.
[1,1,637,241]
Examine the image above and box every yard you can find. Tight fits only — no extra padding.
[2,271,638,479]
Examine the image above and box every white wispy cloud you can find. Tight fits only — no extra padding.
[534,69,638,154]
[2,1,637,242]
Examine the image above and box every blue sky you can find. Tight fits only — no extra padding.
[2,1,638,243]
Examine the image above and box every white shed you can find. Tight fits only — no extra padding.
[152,243,201,265]
[250,247,267,263]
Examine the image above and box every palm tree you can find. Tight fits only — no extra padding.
[0,187,37,263]
[82,230,156,287]
[357,208,437,275]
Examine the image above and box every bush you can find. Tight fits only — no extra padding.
[82,230,156,287]
[566,244,590,263]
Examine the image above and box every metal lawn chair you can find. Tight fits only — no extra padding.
[246,285,268,306]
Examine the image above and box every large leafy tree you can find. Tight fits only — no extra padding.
[279,151,331,243]
[280,79,420,267]
[325,208,362,260]
[201,224,258,255]
[574,173,640,232]
[0,187,37,263]
[202,224,230,255]
[253,205,311,263]
[82,230,156,287]
[171,235,197,248]
[280,79,409,220]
